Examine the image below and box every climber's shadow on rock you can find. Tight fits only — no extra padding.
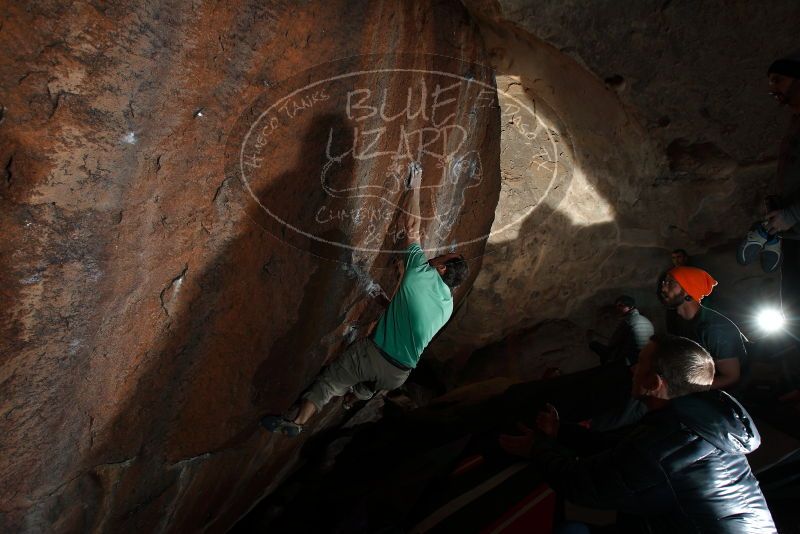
[94,111,395,528]
[248,112,359,407]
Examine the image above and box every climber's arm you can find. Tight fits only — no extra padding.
[400,164,422,248]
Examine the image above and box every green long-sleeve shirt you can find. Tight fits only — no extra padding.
[372,243,453,368]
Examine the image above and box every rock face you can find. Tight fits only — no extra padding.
[0,1,499,532]
[3,0,798,530]
[428,0,799,382]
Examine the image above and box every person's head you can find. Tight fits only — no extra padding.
[632,334,715,400]
[671,249,689,267]
[430,253,469,289]
[768,50,800,112]
[659,266,717,309]
[614,295,635,315]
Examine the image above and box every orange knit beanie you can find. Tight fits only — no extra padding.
[667,266,718,302]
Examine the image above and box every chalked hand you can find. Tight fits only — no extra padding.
[406,161,423,190]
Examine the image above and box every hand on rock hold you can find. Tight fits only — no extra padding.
[367,282,389,306]
[405,161,423,190]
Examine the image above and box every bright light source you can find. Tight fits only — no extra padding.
[757,308,785,333]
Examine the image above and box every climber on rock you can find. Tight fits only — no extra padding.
[261,162,469,436]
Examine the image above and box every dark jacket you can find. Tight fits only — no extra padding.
[531,391,776,533]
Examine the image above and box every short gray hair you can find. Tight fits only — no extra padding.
[650,334,715,398]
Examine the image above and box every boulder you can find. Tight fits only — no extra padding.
[0,1,499,531]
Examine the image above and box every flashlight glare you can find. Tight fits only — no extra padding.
[757,308,785,332]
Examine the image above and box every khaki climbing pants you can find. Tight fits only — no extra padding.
[303,339,411,411]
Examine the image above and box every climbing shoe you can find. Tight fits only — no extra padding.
[737,223,769,265]
[260,415,303,437]
[761,236,782,273]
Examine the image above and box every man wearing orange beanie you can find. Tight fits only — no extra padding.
[660,266,747,390]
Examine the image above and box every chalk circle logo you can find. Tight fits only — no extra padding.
[230,53,557,262]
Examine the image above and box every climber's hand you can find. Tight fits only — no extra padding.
[766,209,793,234]
[367,283,390,307]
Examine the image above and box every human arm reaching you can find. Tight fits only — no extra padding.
[399,162,422,248]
